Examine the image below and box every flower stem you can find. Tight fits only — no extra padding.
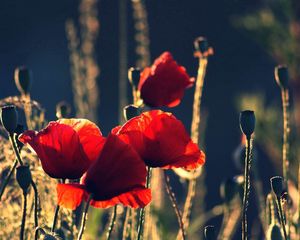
[20,191,27,240]
[77,194,92,240]
[9,133,23,166]
[164,171,186,240]
[51,179,65,233]
[106,205,118,240]
[137,167,151,240]
[31,180,39,240]
[275,196,288,240]
[122,208,130,240]
[242,136,252,240]
[0,158,18,201]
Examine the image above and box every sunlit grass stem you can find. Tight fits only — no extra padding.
[242,136,252,240]
[77,194,92,240]
[137,167,151,240]
[164,171,186,240]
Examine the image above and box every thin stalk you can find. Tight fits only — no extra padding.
[180,57,208,235]
[31,180,39,240]
[122,208,130,240]
[9,133,23,166]
[137,167,151,240]
[0,158,18,201]
[242,136,252,240]
[51,179,65,233]
[77,194,92,240]
[164,171,186,240]
[20,191,27,240]
[106,205,118,240]
[275,196,288,240]
[298,162,300,239]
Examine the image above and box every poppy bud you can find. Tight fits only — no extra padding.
[0,105,18,134]
[41,234,59,240]
[56,101,71,119]
[14,66,32,95]
[266,224,283,240]
[194,36,209,53]
[123,104,140,121]
[274,65,289,89]
[220,178,238,204]
[15,124,25,150]
[204,225,215,240]
[270,176,284,197]
[128,67,141,88]
[16,165,32,192]
[239,110,255,137]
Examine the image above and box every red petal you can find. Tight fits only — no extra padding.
[19,122,91,179]
[84,134,150,208]
[87,188,151,209]
[57,118,106,163]
[138,52,193,107]
[56,183,86,210]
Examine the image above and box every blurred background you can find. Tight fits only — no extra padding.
[1,0,299,239]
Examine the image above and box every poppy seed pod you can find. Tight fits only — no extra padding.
[274,65,289,89]
[128,67,141,88]
[204,225,215,240]
[266,224,283,240]
[14,66,32,95]
[0,105,18,134]
[56,101,71,119]
[220,178,238,204]
[239,110,255,137]
[194,36,209,53]
[16,165,32,192]
[123,104,140,121]
[270,176,284,197]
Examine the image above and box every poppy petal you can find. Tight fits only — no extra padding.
[84,134,150,208]
[57,183,86,210]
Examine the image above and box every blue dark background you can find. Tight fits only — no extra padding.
[0,0,279,236]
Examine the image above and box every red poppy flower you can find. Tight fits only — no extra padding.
[114,110,205,169]
[56,134,151,210]
[138,52,194,107]
[19,118,105,179]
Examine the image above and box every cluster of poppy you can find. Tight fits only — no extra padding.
[19,110,205,210]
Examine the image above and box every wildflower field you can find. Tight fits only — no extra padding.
[0,0,300,240]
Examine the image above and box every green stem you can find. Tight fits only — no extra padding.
[137,167,151,240]
[20,191,27,240]
[164,171,186,240]
[242,136,252,240]
[77,195,92,240]
[9,133,23,166]
[276,196,288,240]
[106,205,118,240]
[0,158,18,201]
[51,179,65,233]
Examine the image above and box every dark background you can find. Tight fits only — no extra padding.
[0,0,280,236]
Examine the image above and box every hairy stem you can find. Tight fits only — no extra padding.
[77,195,92,240]
[275,196,288,240]
[20,191,27,240]
[122,208,130,240]
[137,167,151,240]
[9,133,23,166]
[0,158,18,201]
[242,136,252,240]
[164,171,186,240]
[106,205,118,240]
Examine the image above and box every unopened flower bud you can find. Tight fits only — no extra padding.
[194,37,209,53]
[266,224,283,240]
[274,65,289,89]
[14,66,32,95]
[128,67,141,88]
[56,101,71,119]
[16,165,32,192]
[220,178,238,204]
[204,225,215,240]
[0,105,18,134]
[270,176,284,197]
[239,110,255,137]
[123,105,140,121]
